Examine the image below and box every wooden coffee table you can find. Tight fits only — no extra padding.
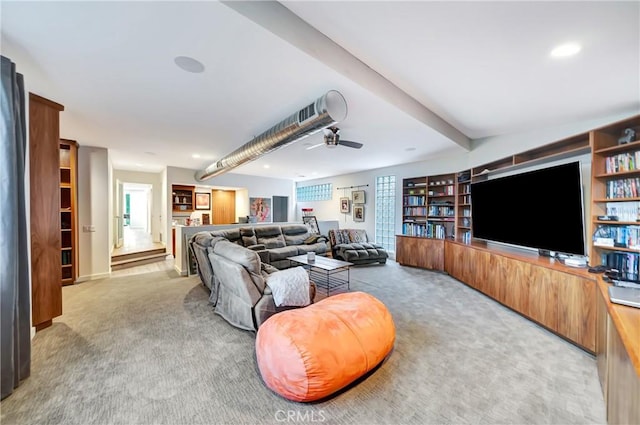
[287,255,353,296]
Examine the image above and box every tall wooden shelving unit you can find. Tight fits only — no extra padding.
[455,170,472,243]
[29,93,64,331]
[401,177,427,236]
[60,139,78,285]
[590,115,640,269]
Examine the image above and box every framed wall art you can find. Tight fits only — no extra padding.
[302,215,320,234]
[353,205,364,222]
[340,197,350,213]
[250,197,272,222]
[195,192,211,210]
[352,190,365,204]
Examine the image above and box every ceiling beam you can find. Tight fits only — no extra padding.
[222,1,471,151]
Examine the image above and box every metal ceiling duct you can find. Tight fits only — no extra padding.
[194,90,348,181]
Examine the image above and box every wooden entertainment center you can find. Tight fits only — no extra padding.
[397,114,640,423]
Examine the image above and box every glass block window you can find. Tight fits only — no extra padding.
[296,183,333,201]
[375,175,396,252]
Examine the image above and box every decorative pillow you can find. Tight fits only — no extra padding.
[304,234,322,244]
[348,229,367,243]
[266,267,311,307]
[242,235,258,247]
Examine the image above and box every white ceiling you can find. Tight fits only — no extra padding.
[1,1,638,182]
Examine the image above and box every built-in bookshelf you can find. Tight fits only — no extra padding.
[60,139,78,286]
[402,173,455,239]
[402,177,428,237]
[590,114,640,273]
[172,185,195,212]
[426,173,456,239]
[455,169,472,243]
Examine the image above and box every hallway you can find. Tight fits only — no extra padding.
[112,227,163,256]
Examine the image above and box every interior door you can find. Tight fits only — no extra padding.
[273,196,288,222]
[212,190,236,224]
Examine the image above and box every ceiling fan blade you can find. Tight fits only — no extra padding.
[338,140,363,149]
[305,142,324,150]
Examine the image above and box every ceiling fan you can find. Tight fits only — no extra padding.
[305,126,364,150]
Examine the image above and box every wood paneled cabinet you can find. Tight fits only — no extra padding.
[29,93,64,331]
[596,281,640,424]
[60,139,78,285]
[396,235,445,271]
[172,185,194,212]
[444,241,596,352]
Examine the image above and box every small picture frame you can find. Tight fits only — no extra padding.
[302,215,320,234]
[352,190,365,204]
[353,205,364,222]
[195,192,210,210]
[340,197,350,213]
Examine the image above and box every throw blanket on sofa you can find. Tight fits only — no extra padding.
[266,267,311,307]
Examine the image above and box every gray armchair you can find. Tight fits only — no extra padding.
[191,234,315,331]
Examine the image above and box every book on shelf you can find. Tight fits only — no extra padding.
[605,151,640,174]
[606,178,640,198]
[593,224,640,249]
[605,201,640,221]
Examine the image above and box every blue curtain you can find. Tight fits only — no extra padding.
[1,55,30,400]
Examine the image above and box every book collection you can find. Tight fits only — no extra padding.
[403,206,426,216]
[404,195,426,206]
[603,251,640,283]
[428,205,455,217]
[605,150,640,173]
[606,201,640,222]
[605,177,640,198]
[402,222,427,237]
[593,224,640,249]
[61,250,73,265]
[401,222,451,239]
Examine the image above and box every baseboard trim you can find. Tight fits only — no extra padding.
[76,272,111,283]
[174,265,187,276]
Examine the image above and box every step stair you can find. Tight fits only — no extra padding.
[111,248,167,271]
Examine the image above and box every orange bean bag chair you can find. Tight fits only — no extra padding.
[255,291,395,402]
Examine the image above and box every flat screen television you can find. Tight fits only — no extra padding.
[470,161,586,256]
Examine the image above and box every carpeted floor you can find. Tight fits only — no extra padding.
[0,261,605,425]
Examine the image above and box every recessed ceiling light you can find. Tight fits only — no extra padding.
[174,56,205,73]
[550,42,581,58]
[192,154,201,158]
[135,163,143,167]
[264,164,270,169]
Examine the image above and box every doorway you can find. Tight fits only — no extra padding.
[114,183,156,255]
[272,196,288,222]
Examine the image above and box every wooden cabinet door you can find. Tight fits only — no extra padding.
[557,275,596,352]
[212,190,236,224]
[29,93,64,329]
[527,267,559,332]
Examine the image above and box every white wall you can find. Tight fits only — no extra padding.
[77,146,111,281]
[165,166,295,256]
[113,169,163,243]
[296,151,468,243]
